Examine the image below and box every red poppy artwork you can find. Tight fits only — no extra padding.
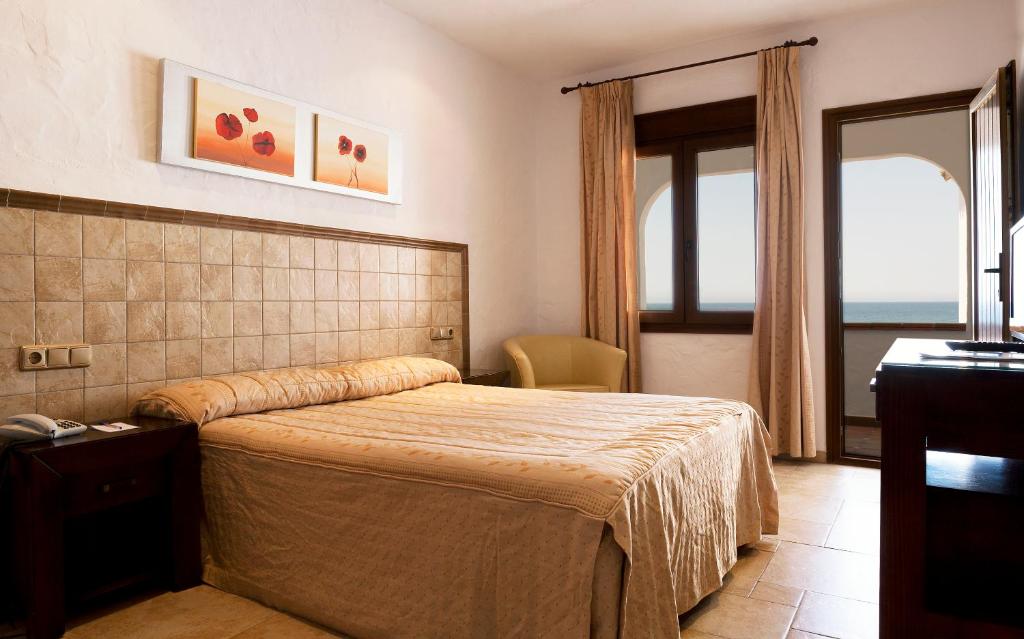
[313,114,389,194]
[193,77,295,176]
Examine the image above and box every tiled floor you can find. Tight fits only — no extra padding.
[8,461,879,639]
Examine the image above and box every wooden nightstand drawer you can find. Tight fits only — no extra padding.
[64,461,168,517]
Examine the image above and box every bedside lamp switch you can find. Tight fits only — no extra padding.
[48,347,71,368]
[70,345,92,367]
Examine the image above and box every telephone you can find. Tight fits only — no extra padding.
[0,414,88,440]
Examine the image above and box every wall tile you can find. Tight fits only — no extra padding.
[446,276,462,301]
[200,264,232,301]
[201,227,232,264]
[164,224,200,263]
[166,301,200,340]
[83,258,126,301]
[338,301,359,331]
[36,301,83,343]
[263,334,290,369]
[289,269,314,301]
[315,301,339,332]
[378,245,398,273]
[201,301,233,338]
[415,274,431,301]
[337,241,358,271]
[36,367,83,392]
[315,270,338,301]
[84,343,127,388]
[84,385,127,422]
[166,339,201,379]
[359,243,379,272]
[448,302,463,325]
[35,211,82,257]
[398,274,415,301]
[431,250,447,276]
[0,393,36,420]
[83,217,125,259]
[0,301,34,348]
[263,301,289,335]
[339,331,360,361]
[359,330,380,360]
[415,248,432,275]
[232,266,262,301]
[359,302,380,330]
[166,263,200,301]
[37,389,84,421]
[233,301,263,336]
[263,267,289,301]
[0,255,34,301]
[359,272,379,300]
[431,275,446,301]
[0,348,34,396]
[379,273,398,301]
[84,301,126,344]
[431,301,447,326]
[289,236,314,269]
[36,256,82,301]
[262,234,289,267]
[314,238,337,270]
[127,341,164,383]
[399,328,417,355]
[315,332,338,364]
[125,219,164,261]
[201,337,233,375]
[290,301,315,334]
[379,329,399,357]
[289,333,315,366]
[380,301,399,329]
[232,231,261,266]
[0,208,34,255]
[397,247,415,274]
[126,381,165,409]
[415,302,431,327]
[398,302,416,328]
[127,301,165,342]
[233,336,263,372]
[126,261,164,301]
[338,271,359,301]
[446,251,463,277]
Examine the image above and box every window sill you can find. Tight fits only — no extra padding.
[640,323,753,335]
[843,322,967,331]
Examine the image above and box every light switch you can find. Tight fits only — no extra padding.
[70,345,92,367]
[48,347,71,368]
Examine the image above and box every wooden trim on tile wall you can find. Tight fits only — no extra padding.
[821,88,979,466]
[1,187,471,371]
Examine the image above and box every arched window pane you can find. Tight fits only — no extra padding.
[636,155,673,311]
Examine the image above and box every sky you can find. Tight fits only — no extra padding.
[640,154,964,309]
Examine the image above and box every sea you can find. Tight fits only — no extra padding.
[646,301,960,323]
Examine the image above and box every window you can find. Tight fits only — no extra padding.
[635,97,756,332]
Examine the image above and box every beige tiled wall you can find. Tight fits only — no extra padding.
[0,208,466,423]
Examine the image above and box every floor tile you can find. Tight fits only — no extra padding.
[679,592,796,639]
[229,612,348,638]
[759,542,878,604]
[753,537,781,552]
[792,591,879,639]
[787,630,832,639]
[65,586,274,639]
[749,581,804,607]
[825,499,880,555]
[778,492,843,525]
[767,517,831,546]
[730,547,773,580]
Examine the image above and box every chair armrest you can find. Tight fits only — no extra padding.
[573,339,627,392]
[502,339,537,388]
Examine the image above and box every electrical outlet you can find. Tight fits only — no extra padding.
[429,327,455,340]
[20,347,46,369]
[20,344,92,371]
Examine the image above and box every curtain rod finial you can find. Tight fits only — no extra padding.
[808,36,819,46]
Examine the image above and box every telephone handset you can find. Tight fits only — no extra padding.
[0,413,88,440]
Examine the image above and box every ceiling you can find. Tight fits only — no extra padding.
[385,0,919,78]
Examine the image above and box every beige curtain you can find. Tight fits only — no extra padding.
[748,48,816,457]
[579,80,641,392]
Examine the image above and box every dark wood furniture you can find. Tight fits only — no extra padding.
[1,416,200,639]
[876,338,1024,638]
[460,368,509,387]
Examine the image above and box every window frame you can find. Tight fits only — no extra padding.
[635,96,757,333]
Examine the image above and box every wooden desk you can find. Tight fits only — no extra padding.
[2,416,200,639]
[875,338,1024,638]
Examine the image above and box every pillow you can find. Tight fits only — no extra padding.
[133,356,462,425]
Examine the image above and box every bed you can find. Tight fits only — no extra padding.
[136,357,778,639]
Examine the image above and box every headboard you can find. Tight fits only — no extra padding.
[0,188,469,423]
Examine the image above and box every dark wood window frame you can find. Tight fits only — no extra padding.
[822,89,979,467]
[636,96,757,333]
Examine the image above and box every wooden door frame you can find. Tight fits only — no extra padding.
[822,89,980,467]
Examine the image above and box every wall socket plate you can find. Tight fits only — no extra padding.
[429,326,454,341]
[20,344,92,371]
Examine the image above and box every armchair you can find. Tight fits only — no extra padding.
[501,335,627,393]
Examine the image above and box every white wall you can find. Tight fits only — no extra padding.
[534,0,1020,452]
[0,0,542,367]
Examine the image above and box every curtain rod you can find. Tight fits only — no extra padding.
[559,36,818,95]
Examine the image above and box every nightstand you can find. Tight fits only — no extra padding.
[1,417,200,639]
[460,369,510,386]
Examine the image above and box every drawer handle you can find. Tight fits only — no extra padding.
[100,477,138,494]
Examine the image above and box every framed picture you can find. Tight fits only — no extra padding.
[314,114,390,195]
[159,60,403,204]
[193,77,296,177]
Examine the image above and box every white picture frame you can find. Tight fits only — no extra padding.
[158,59,403,204]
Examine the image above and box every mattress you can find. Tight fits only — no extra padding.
[136,358,778,639]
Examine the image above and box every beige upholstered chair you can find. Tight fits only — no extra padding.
[502,335,627,393]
